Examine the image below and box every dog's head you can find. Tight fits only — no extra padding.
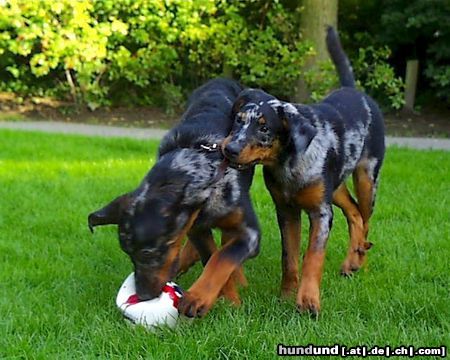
[223,89,317,167]
[88,155,201,300]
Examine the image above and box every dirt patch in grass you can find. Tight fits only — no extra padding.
[385,108,450,138]
[0,92,449,137]
[0,92,179,129]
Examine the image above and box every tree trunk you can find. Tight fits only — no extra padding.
[295,0,338,102]
[222,63,233,79]
[403,59,419,112]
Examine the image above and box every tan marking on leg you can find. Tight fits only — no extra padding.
[333,183,371,275]
[221,231,248,287]
[156,210,200,285]
[296,209,331,316]
[177,240,201,276]
[297,248,325,316]
[353,165,376,239]
[280,214,301,298]
[217,231,246,305]
[265,175,301,298]
[295,182,325,210]
[179,254,240,317]
[215,209,243,230]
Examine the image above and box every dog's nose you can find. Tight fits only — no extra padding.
[224,142,241,159]
[135,286,159,301]
[134,272,162,301]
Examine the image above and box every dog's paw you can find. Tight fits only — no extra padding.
[178,290,214,318]
[296,284,320,318]
[341,242,373,276]
[340,260,361,276]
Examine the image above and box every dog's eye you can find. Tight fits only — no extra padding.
[236,116,243,125]
[139,249,155,260]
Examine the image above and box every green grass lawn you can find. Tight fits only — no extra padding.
[1,130,449,359]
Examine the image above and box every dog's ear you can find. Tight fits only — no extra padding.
[231,96,246,118]
[278,106,317,155]
[231,88,260,118]
[88,194,132,233]
[289,120,317,155]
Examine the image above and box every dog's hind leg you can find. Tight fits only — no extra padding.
[333,183,371,276]
[353,159,380,243]
[177,240,201,276]
[187,228,217,265]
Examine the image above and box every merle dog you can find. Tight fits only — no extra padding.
[88,78,261,318]
[222,27,385,315]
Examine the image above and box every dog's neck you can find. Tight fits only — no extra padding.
[269,121,339,189]
[168,148,230,206]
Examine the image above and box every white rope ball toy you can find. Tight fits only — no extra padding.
[116,273,183,330]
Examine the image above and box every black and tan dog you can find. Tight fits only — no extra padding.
[222,27,385,315]
[88,78,261,317]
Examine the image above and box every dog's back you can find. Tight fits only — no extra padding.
[296,27,385,183]
[159,79,243,156]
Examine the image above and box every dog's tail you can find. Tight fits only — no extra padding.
[326,26,355,88]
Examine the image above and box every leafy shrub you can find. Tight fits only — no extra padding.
[303,47,404,110]
[0,0,311,111]
[0,0,404,111]
[211,1,313,99]
[352,46,405,109]
[0,0,112,109]
[303,60,339,103]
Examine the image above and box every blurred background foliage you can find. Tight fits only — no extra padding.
[0,0,447,113]
[339,0,450,107]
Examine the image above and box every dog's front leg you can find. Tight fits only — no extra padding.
[276,206,301,298]
[178,226,260,318]
[297,204,333,317]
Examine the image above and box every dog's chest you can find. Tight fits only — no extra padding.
[272,162,319,202]
[273,117,370,194]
